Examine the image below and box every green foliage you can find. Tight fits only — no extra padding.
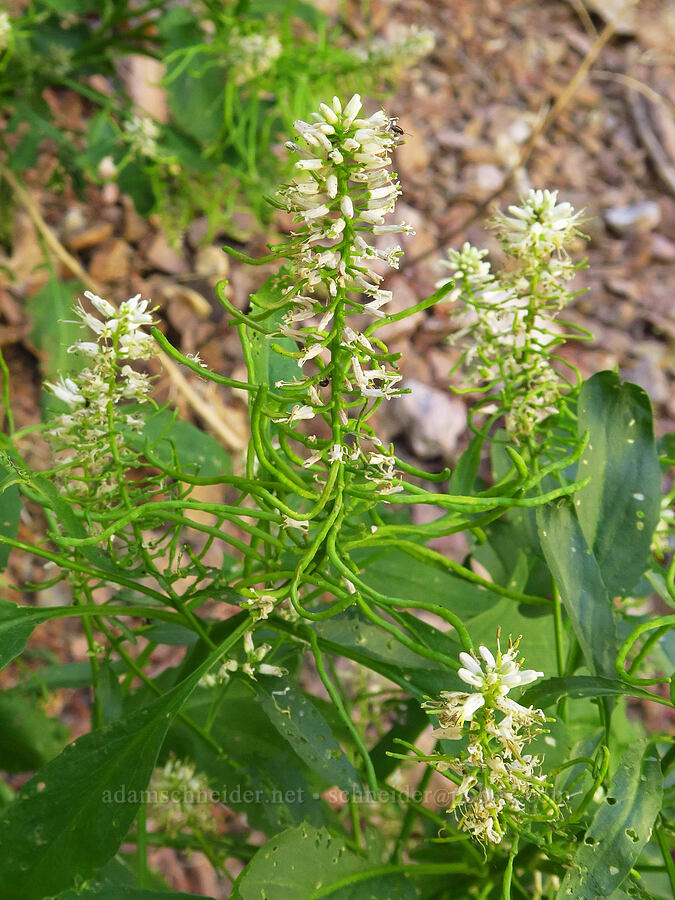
[232,823,417,899]
[576,371,661,597]
[0,690,69,772]
[1,1,410,240]
[558,743,663,899]
[0,634,246,900]
[0,78,672,899]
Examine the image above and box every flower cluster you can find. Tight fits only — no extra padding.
[200,629,286,687]
[351,25,435,74]
[124,114,160,160]
[423,637,555,846]
[0,11,11,51]
[228,29,282,84]
[439,190,586,438]
[272,94,415,490]
[149,757,217,839]
[46,291,156,502]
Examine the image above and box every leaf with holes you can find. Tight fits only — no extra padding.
[0,637,241,900]
[576,372,661,597]
[556,742,663,899]
[255,679,361,794]
[538,502,617,677]
[231,823,417,900]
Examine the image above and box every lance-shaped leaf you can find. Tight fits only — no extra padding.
[538,502,617,677]
[576,372,661,597]
[522,675,662,709]
[0,633,245,900]
[232,823,417,900]
[255,679,361,794]
[0,599,53,672]
[556,742,663,899]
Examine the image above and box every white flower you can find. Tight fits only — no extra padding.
[274,404,315,425]
[242,594,277,621]
[124,115,160,159]
[46,376,84,407]
[494,189,583,256]
[0,12,12,51]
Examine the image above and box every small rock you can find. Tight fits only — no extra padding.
[186,217,209,248]
[395,132,431,179]
[466,163,504,199]
[122,195,149,243]
[195,245,229,282]
[64,217,114,251]
[604,201,661,236]
[89,238,132,284]
[391,379,465,460]
[650,233,675,263]
[146,233,187,275]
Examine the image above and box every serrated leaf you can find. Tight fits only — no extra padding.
[576,372,661,597]
[557,742,663,899]
[255,679,361,793]
[232,823,417,900]
[0,638,240,900]
[538,502,617,677]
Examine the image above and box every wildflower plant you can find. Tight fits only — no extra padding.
[0,95,673,900]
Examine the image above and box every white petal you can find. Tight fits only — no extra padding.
[461,693,485,722]
[458,652,481,675]
[458,668,483,688]
[479,645,496,668]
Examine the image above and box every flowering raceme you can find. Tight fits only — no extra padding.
[46,291,156,504]
[439,189,586,438]
[268,93,415,492]
[423,637,556,845]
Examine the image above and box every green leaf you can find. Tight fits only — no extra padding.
[359,546,501,621]
[0,480,21,572]
[232,823,417,900]
[314,611,448,699]
[247,272,299,390]
[98,660,123,724]
[255,679,361,793]
[538,502,618,677]
[58,887,213,899]
[159,9,225,145]
[0,691,69,772]
[26,278,85,413]
[576,372,661,597]
[449,433,484,495]
[522,675,662,709]
[0,599,53,672]
[557,742,663,899]
[165,682,329,833]
[460,597,558,678]
[0,644,227,900]
[125,405,232,478]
